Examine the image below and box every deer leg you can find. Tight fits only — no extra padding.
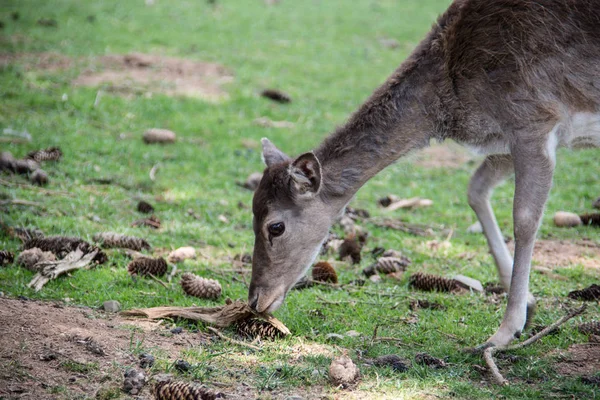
[468,155,514,290]
[484,134,557,348]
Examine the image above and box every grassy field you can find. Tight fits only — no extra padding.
[1,0,599,399]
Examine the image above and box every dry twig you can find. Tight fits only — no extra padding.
[482,305,587,385]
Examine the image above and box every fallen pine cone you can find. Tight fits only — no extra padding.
[93,232,150,251]
[236,317,287,340]
[0,151,15,172]
[408,272,461,293]
[372,354,410,372]
[143,128,176,144]
[137,200,154,214]
[378,195,398,208]
[30,169,48,186]
[580,213,600,227]
[414,352,447,369]
[23,236,106,263]
[16,248,56,271]
[568,284,600,301]
[312,261,338,284]
[180,272,221,299]
[153,380,222,400]
[13,159,39,175]
[127,257,167,277]
[339,238,361,264]
[26,146,62,162]
[578,321,600,336]
[329,355,360,387]
[363,256,410,277]
[0,250,15,266]
[260,88,291,103]
[132,215,161,229]
[409,299,445,311]
[237,172,263,191]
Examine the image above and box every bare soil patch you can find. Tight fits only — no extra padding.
[508,239,600,270]
[555,343,600,376]
[414,141,477,169]
[0,52,233,101]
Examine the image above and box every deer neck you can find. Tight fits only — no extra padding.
[314,63,442,210]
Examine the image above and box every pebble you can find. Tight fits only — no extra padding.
[139,353,155,369]
[102,300,121,313]
[554,211,582,227]
[143,128,176,144]
[174,359,191,373]
[171,327,183,334]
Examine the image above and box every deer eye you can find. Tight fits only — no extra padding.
[268,222,285,237]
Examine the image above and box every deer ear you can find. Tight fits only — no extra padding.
[289,152,322,197]
[261,138,290,167]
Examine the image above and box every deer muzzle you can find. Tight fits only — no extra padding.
[248,282,287,313]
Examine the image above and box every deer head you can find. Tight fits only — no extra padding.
[248,138,338,313]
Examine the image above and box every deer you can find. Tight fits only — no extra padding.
[248,0,600,350]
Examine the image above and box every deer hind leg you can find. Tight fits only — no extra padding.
[468,155,514,290]
[484,130,557,348]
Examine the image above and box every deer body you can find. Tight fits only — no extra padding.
[249,0,600,348]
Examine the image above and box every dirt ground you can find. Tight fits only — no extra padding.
[0,52,233,101]
[0,297,254,399]
[508,239,600,270]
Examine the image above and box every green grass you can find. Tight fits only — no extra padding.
[1,0,599,398]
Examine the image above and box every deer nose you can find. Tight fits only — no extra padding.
[249,295,259,311]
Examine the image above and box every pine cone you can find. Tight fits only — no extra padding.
[372,354,409,372]
[414,352,446,369]
[30,169,48,186]
[137,200,154,214]
[578,321,600,336]
[0,250,14,266]
[22,236,106,263]
[93,232,150,251]
[339,238,361,264]
[26,146,62,162]
[153,380,221,400]
[180,273,221,299]
[13,159,39,175]
[236,318,286,340]
[375,256,410,274]
[580,213,600,227]
[260,89,291,103]
[408,272,461,292]
[312,261,338,284]
[16,248,56,271]
[568,284,600,301]
[127,257,167,277]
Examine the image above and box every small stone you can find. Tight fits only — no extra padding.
[369,274,382,283]
[174,359,191,373]
[167,246,196,263]
[103,300,121,313]
[143,128,176,144]
[466,221,483,233]
[139,353,155,369]
[452,274,483,292]
[171,327,183,334]
[554,211,582,227]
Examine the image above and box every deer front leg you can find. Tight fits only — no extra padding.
[484,137,556,348]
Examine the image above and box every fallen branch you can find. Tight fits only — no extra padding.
[207,327,261,351]
[121,300,290,335]
[0,199,45,208]
[149,273,170,289]
[483,305,587,385]
[28,248,99,291]
[0,178,73,196]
